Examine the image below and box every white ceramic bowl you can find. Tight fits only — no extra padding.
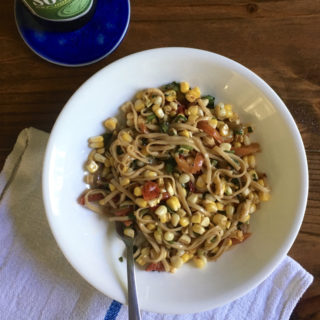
[42,48,308,314]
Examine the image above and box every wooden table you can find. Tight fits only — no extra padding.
[1,1,319,318]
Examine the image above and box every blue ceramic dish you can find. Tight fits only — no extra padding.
[15,0,130,66]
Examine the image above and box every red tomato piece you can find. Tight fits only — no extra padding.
[113,207,133,216]
[139,122,147,133]
[145,262,165,272]
[161,192,170,200]
[188,181,195,192]
[142,181,160,201]
[233,143,261,157]
[175,153,204,174]
[197,120,232,144]
[231,233,251,245]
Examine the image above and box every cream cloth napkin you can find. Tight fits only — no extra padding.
[0,127,313,320]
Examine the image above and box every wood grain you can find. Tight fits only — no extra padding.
[0,1,319,318]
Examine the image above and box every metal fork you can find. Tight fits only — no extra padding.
[115,222,141,320]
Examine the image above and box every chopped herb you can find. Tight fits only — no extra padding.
[146,113,157,123]
[247,126,253,133]
[164,157,176,174]
[180,145,193,151]
[102,133,113,148]
[234,129,244,135]
[141,138,148,145]
[231,178,240,186]
[217,210,226,215]
[119,256,124,262]
[233,159,240,165]
[174,114,187,123]
[252,173,259,181]
[116,146,124,155]
[160,121,169,133]
[166,205,176,215]
[164,81,180,92]
[131,160,138,170]
[211,159,218,167]
[210,236,217,243]
[202,95,215,108]
[128,212,136,221]
[140,208,150,215]
[225,150,235,154]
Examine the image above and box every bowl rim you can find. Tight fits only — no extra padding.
[42,47,309,313]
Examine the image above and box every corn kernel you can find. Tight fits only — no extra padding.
[152,96,163,106]
[166,196,181,211]
[248,155,256,168]
[215,103,226,119]
[148,198,160,207]
[152,104,165,119]
[180,81,190,93]
[144,170,158,178]
[193,256,206,268]
[187,193,199,204]
[191,213,202,224]
[216,202,224,211]
[179,173,190,184]
[234,142,242,148]
[159,213,169,223]
[258,179,265,186]
[187,114,198,123]
[124,228,135,238]
[259,192,271,202]
[165,181,174,196]
[219,124,229,137]
[154,230,162,244]
[164,90,177,102]
[250,203,257,214]
[239,214,250,223]
[209,118,218,128]
[187,105,199,116]
[134,99,145,112]
[212,213,227,227]
[121,132,133,143]
[133,186,142,197]
[136,256,146,266]
[109,183,115,191]
[89,141,104,149]
[179,130,190,138]
[179,234,191,245]
[220,143,232,152]
[192,224,206,235]
[181,252,193,263]
[177,208,187,217]
[196,175,206,191]
[170,256,183,268]
[185,87,201,103]
[104,117,118,131]
[164,231,174,242]
[204,201,217,213]
[147,223,156,231]
[171,213,180,227]
[86,160,99,173]
[155,205,167,216]
[179,217,190,227]
[201,217,210,227]
[226,204,235,218]
[136,198,147,208]
[120,177,130,186]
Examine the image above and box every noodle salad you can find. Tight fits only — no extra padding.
[79,81,271,273]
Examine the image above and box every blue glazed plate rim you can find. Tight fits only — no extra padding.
[14,0,130,67]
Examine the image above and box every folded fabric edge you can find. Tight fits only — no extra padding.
[280,257,314,320]
[0,128,30,199]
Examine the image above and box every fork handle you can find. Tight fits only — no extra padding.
[126,243,141,320]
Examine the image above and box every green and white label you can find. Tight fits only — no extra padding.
[22,0,93,21]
